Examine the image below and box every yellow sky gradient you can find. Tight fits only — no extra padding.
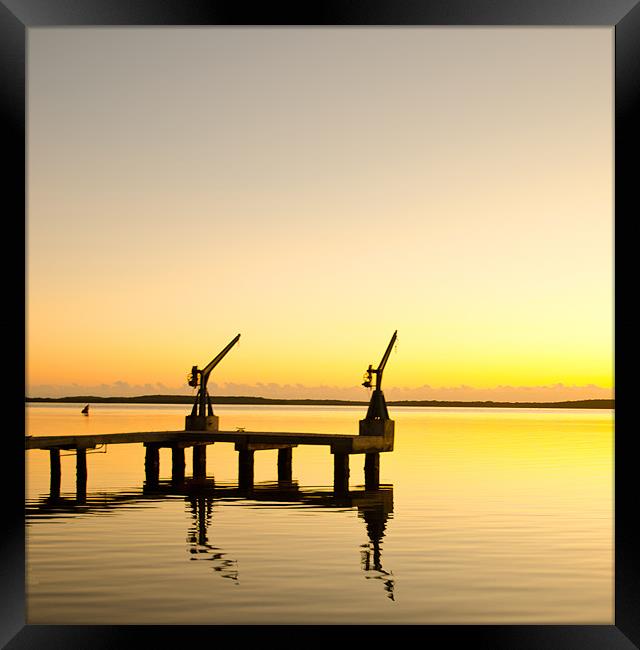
[26,28,613,400]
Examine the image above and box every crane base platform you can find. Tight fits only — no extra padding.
[185,415,219,431]
[359,418,395,437]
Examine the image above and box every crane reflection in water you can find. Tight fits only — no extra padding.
[180,480,395,598]
[187,494,239,584]
[358,498,395,600]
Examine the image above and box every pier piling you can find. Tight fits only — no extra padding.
[238,448,254,489]
[171,446,186,482]
[76,448,87,502]
[333,452,350,493]
[364,453,380,490]
[49,449,61,498]
[144,443,160,486]
[192,445,207,479]
[277,447,293,482]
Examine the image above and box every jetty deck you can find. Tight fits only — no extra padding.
[26,423,395,499]
[25,428,392,454]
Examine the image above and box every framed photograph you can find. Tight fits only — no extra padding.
[5,0,635,647]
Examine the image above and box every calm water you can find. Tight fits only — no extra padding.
[25,403,613,624]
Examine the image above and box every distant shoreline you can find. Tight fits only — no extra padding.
[25,395,614,409]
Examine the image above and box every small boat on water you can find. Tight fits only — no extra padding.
[81,404,89,415]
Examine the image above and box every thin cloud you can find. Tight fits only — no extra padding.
[26,381,612,402]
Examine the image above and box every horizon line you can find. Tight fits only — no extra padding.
[25,394,615,407]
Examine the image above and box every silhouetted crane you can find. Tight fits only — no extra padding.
[361,330,397,421]
[187,334,241,426]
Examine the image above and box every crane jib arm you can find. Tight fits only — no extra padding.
[377,330,397,374]
[201,334,241,379]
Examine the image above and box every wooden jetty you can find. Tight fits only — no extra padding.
[25,332,398,496]
[26,426,394,495]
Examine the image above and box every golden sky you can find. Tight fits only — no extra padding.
[26,27,613,400]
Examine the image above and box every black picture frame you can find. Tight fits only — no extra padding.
[4,1,635,647]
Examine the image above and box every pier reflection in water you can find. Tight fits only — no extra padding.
[27,478,395,600]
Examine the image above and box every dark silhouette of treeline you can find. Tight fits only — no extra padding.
[25,395,614,409]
